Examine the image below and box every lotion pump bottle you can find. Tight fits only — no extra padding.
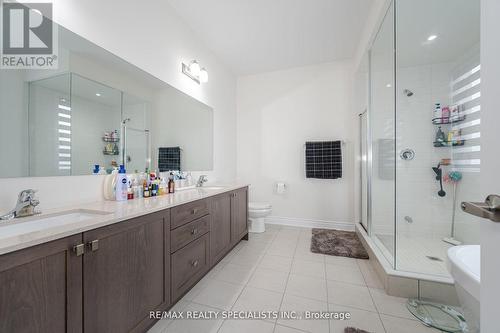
[115,165,128,201]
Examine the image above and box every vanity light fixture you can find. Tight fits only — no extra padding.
[386,83,392,88]
[427,34,437,41]
[182,60,208,84]
[95,93,102,97]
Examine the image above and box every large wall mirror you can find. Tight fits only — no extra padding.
[0,19,213,178]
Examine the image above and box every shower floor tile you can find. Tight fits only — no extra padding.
[375,233,452,278]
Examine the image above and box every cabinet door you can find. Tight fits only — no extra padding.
[231,187,248,245]
[83,211,170,333]
[0,234,83,333]
[210,193,231,265]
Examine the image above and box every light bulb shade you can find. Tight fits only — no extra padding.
[199,68,208,83]
[189,61,200,76]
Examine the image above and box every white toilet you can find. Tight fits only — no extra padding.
[248,202,272,233]
[447,245,480,333]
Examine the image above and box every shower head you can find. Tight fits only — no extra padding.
[403,89,414,97]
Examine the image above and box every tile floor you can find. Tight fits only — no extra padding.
[149,224,442,333]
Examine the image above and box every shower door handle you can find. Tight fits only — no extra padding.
[461,194,500,222]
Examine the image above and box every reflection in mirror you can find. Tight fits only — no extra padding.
[0,21,213,178]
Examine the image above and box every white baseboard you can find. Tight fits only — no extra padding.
[265,216,355,231]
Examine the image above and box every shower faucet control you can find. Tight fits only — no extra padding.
[461,194,500,222]
[400,149,415,160]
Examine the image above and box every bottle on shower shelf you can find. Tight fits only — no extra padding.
[434,126,446,147]
[433,103,442,120]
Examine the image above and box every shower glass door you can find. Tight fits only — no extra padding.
[394,0,480,277]
[369,1,395,267]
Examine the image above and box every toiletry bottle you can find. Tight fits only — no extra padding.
[434,126,446,147]
[132,178,141,199]
[442,106,450,123]
[143,179,150,198]
[127,183,134,200]
[115,165,128,201]
[160,177,167,195]
[93,164,100,175]
[168,172,175,193]
[433,103,442,120]
[450,104,459,120]
[151,180,158,196]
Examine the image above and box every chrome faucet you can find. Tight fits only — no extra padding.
[196,175,208,187]
[0,189,41,220]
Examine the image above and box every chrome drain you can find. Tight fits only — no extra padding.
[426,256,443,262]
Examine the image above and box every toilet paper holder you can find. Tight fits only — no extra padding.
[275,182,287,194]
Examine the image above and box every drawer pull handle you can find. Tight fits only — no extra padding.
[191,260,199,267]
[191,228,198,235]
[87,239,99,252]
[73,243,85,256]
[191,209,197,215]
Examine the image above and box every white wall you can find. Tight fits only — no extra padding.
[0,0,237,211]
[0,71,28,178]
[236,62,355,228]
[480,0,500,330]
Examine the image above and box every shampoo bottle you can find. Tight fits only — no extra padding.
[115,165,128,201]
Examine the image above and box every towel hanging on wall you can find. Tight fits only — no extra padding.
[158,147,181,171]
[305,141,342,179]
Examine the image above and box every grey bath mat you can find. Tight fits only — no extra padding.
[344,327,372,333]
[311,229,369,259]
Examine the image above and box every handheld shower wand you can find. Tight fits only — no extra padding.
[432,163,446,197]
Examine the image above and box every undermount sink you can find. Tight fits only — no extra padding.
[199,186,226,190]
[177,185,227,191]
[0,209,112,238]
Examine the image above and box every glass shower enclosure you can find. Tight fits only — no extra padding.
[362,0,481,279]
[28,73,151,176]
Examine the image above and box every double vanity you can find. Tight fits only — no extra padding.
[0,185,249,333]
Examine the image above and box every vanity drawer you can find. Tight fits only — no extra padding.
[171,199,209,229]
[171,233,210,301]
[171,215,210,253]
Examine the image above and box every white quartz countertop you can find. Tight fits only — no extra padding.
[0,184,248,256]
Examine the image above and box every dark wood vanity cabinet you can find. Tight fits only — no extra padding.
[82,211,170,333]
[0,187,248,333]
[231,187,249,245]
[0,234,83,333]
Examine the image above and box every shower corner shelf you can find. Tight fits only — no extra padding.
[102,136,120,143]
[433,140,466,148]
[431,115,466,125]
[103,150,119,156]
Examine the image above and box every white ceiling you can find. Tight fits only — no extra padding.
[167,0,373,75]
[396,0,480,68]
